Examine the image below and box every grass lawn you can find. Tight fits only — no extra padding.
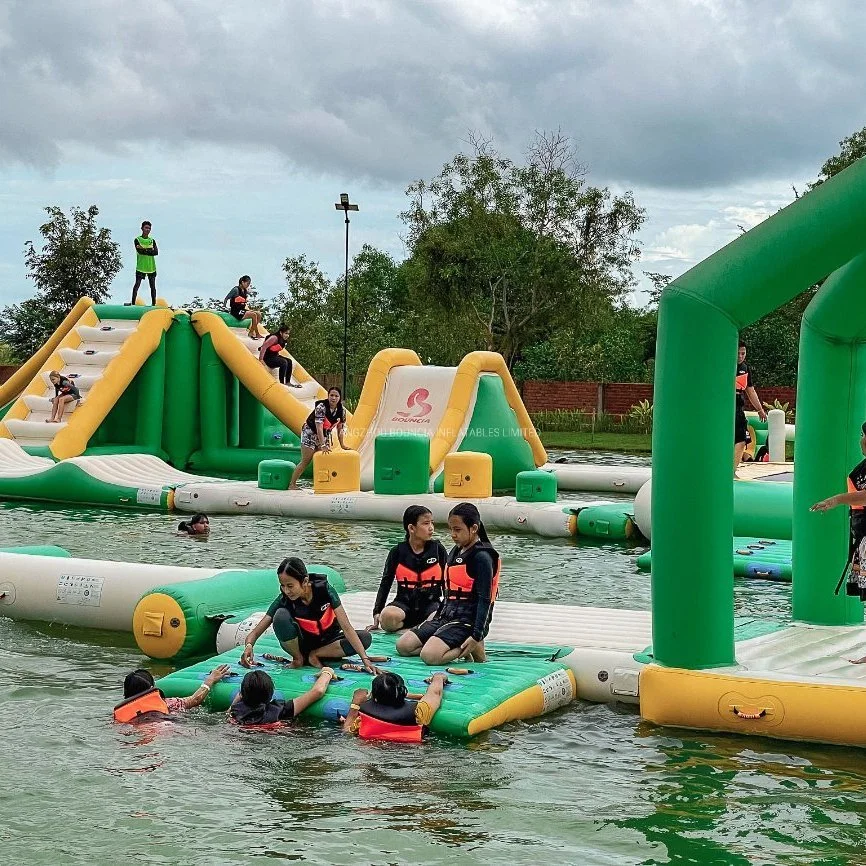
[539,431,652,453]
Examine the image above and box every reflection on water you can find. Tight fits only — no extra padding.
[0,463,860,865]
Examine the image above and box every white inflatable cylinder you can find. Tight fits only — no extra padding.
[633,479,652,540]
[785,423,795,442]
[0,552,226,630]
[768,409,786,462]
[546,464,652,494]
[216,612,271,655]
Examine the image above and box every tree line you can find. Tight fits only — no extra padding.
[3,127,864,388]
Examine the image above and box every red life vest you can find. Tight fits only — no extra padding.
[231,289,248,308]
[735,373,748,392]
[288,576,341,643]
[113,687,170,723]
[357,699,423,743]
[848,476,865,511]
[266,335,286,354]
[394,541,445,595]
[445,542,501,606]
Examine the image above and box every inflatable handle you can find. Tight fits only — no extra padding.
[731,705,768,720]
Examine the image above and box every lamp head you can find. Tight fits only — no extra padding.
[340,193,349,205]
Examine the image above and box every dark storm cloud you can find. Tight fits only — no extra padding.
[0,0,861,187]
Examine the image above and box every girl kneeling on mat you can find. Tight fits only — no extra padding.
[240,557,381,674]
[396,502,500,665]
[370,505,447,633]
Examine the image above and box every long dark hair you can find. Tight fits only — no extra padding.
[448,502,490,543]
[240,670,274,707]
[402,505,432,541]
[277,556,308,581]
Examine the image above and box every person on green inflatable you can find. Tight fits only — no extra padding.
[735,341,767,475]
[130,220,158,306]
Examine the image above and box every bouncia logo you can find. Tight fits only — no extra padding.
[393,388,433,423]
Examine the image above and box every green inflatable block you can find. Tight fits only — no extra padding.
[515,470,557,503]
[374,432,430,495]
[258,459,296,490]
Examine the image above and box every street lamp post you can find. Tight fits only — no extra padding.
[335,193,359,396]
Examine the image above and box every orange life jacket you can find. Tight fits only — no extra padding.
[231,290,247,308]
[735,373,748,392]
[289,576,341,643]
[113,687,170,723]
[358,699,423,743]
[266,335,286,354]
[445,542,501,606]
[394,541,444,595]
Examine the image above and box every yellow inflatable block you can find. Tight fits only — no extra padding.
[313,449,361,494]
[640,664,866,747]
[444,451,493,499]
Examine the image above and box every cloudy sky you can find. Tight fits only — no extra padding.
[0,0,860,307]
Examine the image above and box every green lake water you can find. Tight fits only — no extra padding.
[1,452,865,865]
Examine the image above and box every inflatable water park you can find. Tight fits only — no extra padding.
[9,156,866,748]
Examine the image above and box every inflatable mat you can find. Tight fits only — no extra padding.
[636,537,792,581]
[158,632,577,738]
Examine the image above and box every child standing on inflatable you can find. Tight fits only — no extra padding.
[225,275,265,339]
[396,502,500,665]
[239,557,379,673]
[370,505,447,633]
[288,387,348,490]
[735,340,767,474]
[129,220,158,306]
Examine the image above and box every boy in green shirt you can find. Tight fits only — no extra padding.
[130,220,158,305]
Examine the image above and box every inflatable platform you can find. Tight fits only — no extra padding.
[157,631,577,739]
[636,537,792,581]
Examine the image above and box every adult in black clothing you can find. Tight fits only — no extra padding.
[288,387,347,490]
[735,341,767,473]
[370,505,447,633]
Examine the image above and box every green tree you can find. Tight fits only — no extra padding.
[401,131,645,367]
[809,126,866,190]
[1,205,121,360]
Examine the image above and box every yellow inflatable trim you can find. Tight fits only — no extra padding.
[132,592,187,659]
[191,311,325,435]
[0,305,99,435]
[467,668,576,735]
[343,348,422,450]
[641,664,866,747]
[431,351,547,472]
[0,296,95,412]
[50,308,174,459]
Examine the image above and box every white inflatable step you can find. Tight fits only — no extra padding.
[39,371,101,391]
[59,347,119,367]
[23,396,85,413]
[76,325,135,344]
[4,419,68,440]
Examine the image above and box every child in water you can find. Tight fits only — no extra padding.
[113,665,231,723]
[396,502,500,665]
[342,671,447,742]
[177,513,210,536]
[229,667,336,727]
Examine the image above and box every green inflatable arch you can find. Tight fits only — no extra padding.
[653,159,866,669]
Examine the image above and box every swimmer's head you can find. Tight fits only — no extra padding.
[738,341,747,364]
[277,323,289,336]
[402,505,434,542]
[240,670,274,708]
[371,672,408,708]
[124,669,155,698]
[277,556,310,599]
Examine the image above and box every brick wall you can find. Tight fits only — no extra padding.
[0,365,17,385]
[522,380,798,414]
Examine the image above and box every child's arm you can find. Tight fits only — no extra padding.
[812,490,866,511]
[342,687,369,733]
[240,614,274,667]
[333,605,379,674]
[290,668,335,716]
[180,664,231,709]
